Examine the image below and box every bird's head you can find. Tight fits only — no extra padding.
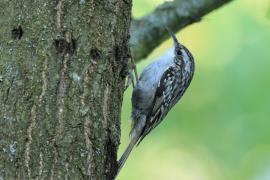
[166,27,185,61]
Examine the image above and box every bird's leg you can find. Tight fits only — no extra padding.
[124,58,138,90]
[124,69,134,90]
[131,58,139,82]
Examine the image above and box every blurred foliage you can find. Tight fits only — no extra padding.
[267,7,270,20]
[118,0,270,179]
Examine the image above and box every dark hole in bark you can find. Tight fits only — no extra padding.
[53,38,76,55]
[53,39,67,53]
[11,26,23,40]
[90,48,101,60]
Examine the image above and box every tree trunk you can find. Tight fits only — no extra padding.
[0,0,132,179]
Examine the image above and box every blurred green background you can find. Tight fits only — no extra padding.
[118,0,270,179]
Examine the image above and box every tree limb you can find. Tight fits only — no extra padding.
[131,0,233,62]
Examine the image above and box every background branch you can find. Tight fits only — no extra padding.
[131,0,233,62]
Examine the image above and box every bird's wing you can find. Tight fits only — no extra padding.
[137,66,181,144]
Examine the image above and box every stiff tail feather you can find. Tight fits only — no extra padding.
[117,135,140,175]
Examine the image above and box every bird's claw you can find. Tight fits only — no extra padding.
[124,69,135,91]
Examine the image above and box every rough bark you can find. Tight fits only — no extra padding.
[130,0,233,62]
[0,0,131,179]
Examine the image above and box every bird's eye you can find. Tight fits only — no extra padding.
[176,50,182,56]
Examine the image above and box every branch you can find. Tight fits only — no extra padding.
[130,0,233,62]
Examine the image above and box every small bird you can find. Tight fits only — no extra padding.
[118,28,195,173]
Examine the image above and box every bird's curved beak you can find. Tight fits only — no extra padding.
[165,27,179,46]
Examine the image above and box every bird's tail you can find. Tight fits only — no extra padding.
[117,135,140,175]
